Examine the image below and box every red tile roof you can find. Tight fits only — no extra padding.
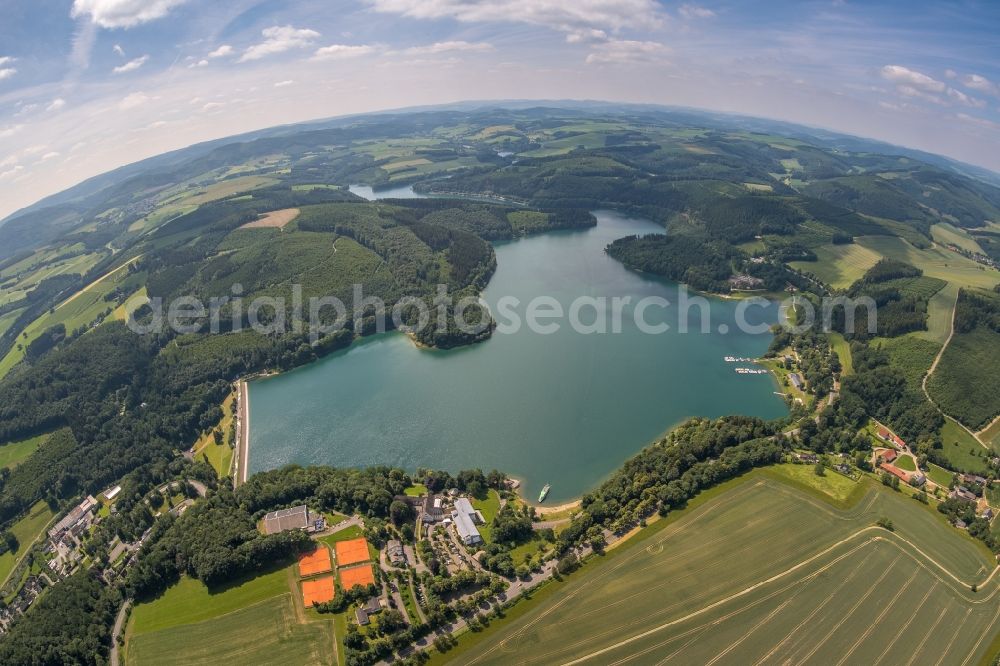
[880,462,910,482]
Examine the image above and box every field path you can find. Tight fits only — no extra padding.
[56,255,141,310]
[921,294,988,448]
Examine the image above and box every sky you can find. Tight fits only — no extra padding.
[1,0,999,220]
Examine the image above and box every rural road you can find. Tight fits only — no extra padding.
[109,600,131,666]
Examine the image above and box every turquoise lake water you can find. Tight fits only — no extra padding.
[249,207,788,502]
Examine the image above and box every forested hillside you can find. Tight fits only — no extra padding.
[928,287,1000,429]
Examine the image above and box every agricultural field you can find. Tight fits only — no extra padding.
[126,563,338,665]
[175,175,281,206]
[937,417,993,475]
[928,325,1000,431]
[858,236,1000,290]
[0,433,47,470]
[127,593,336,666]
[0,261,145,378]
[927,463,955,488]
[828,332,853,376]
[439,473,999,666]
[932,223,986,255]
[789,242,882,289]
[0,307,24,338]
[0,502,55,585]
[190,391,236,478]
[980,417,1000,450]
[128,565,292,634]
[917,281,960,345]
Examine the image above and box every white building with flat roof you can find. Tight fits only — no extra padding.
[452,497,485,546]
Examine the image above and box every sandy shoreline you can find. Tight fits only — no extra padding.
[534,499,582,516]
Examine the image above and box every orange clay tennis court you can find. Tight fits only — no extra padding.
[339,564,375,590]
[298,547,332,577]
[301,577,335,606]
[334,537,371,567]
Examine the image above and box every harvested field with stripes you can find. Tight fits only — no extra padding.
[444,473,1000,666]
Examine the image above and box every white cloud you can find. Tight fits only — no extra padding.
[0,68,16,81]
[403,41,494,55]
[47,98,67,112]
[189,59,209,68]
[274,80,295,88]
[678,4,715,19]
[946,87,985,108]
[71,0,190,29]
[880,65,945,93]
[0,165,24,181]
[0,57,15,67]
[208,44,234,58]
[201,101,225,111]
[368,0,663,33]
[961,73,999,97]
[312,44,376,61]
[895,84,944,105]
[566,29,608,44]
[956,113,1000,130]
[586,40,669,65]
[119,91,151,109]
[0,125,23,139]
[40,152,62,162]
[240,26,321,62]
[881,66,989,109]
[113,54,148,74]
[113,44,125,57]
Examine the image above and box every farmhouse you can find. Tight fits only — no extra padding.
[879,449,898,463]
[949,486,978,503]
[452,497,485,546]
[356,608,369,626]
[263,505,324,535]
[880,463,912,484]
[960,474,987,487]
[876,426,906,449]
[788,373,805,390]
[103,485,122,501]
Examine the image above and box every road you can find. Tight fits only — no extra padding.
[109,600,131,666]
[234,381,250,487]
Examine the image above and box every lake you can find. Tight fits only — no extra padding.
[248,208,788,503]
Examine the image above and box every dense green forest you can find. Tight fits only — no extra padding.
[830,259,946,338]
[0,572,120,666]
[927,287,1000,429]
